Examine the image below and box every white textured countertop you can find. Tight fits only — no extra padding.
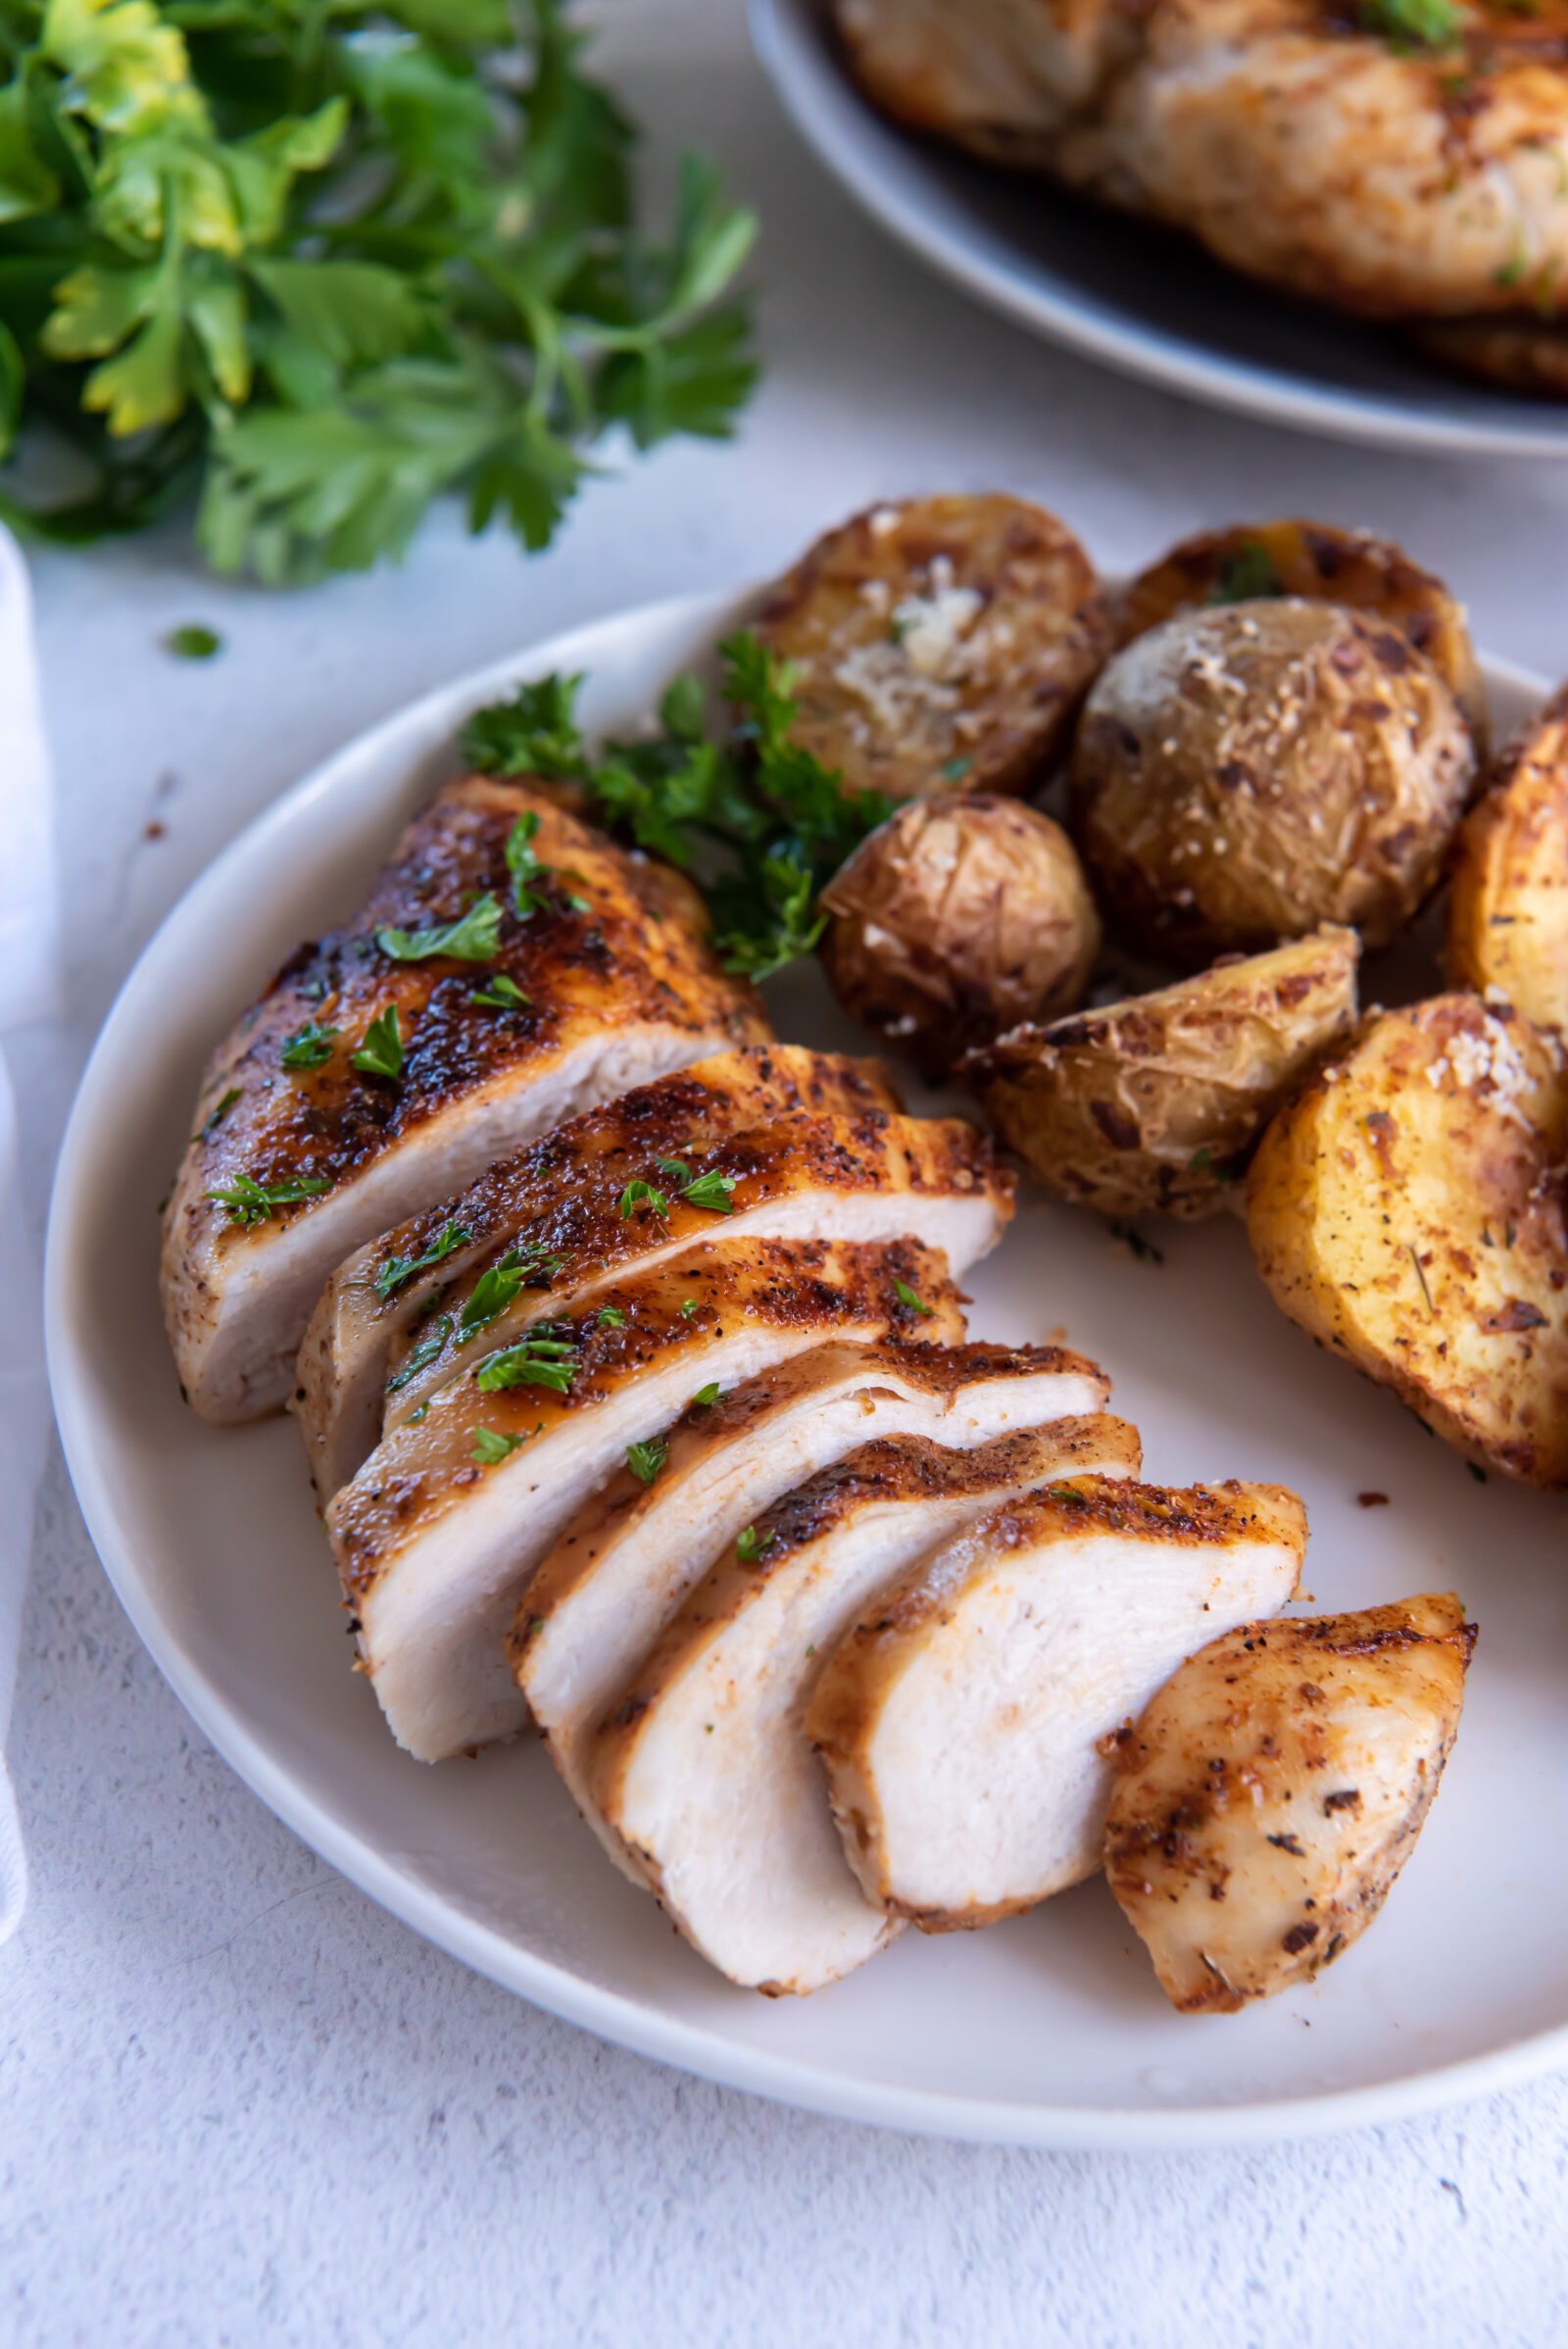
[9,3,1568,2339]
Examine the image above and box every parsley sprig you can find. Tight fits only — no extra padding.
[208,1170,329,1225]
[0,3,758,581]
[625,1436,668,1487]
[475,1327,577,1394]
[376,894,503,964]
[461,631,893,981]
[280,1019,339,1070]
[1358,0,1463,49]
[374,1221,469,1304]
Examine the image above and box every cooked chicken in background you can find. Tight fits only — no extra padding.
[163,779,767,1424]
[1070,600,1476,966]
[514,1338,1111,1850]
[1448,684,1568,1031]
[328,1237,962,1762]
[819,794,1101,1077]
[1104,1594,1475,2013]
[295,1044,902,1498]
[588,1416,1141,1994]
[964,929,1359,1218]
[807,1477,1304,1932]
[1116,520,1488,750]
[1248,994,1568,1485]
[754,494,1111,802]
[836,0,1568,390]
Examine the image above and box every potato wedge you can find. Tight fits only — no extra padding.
[963,929,1359,1218]
[1117,518,1487,750]
[1247,994,1568,1485]
[1448,684,1568,1032]
[754,494,1111,802]
[1070,601,1476,966]
[1104,1595,1475,2015]
[819,793,1100,1077]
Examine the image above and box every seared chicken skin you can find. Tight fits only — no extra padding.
[838,0,1568,376]
[162,778,767,1424]
[1103,1594,1475,2012]
[327,1237,962,1762]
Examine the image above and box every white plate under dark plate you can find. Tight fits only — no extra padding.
[751,0,1568,460]
[44,585,1568,2147]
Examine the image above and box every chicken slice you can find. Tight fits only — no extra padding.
[1102,1594,1475,2014]
[328,1238,962,1763]
[806,1478,1305,1931]
[514,1338,1111,1850]
[587,1416,1141,1994]
[162,778,768,1424]
[296,1045,903,1496]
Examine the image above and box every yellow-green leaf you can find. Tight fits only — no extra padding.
[41,262,157,360]
[187,271,250,402]
[0,77,61,225]
[82,299,185,432]
[41,0,201,134]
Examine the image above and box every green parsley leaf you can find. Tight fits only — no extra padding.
[461,674,588,781]
[1207,542,1284,605]
[681,1169,738,1214]
[194,1086,239,1143]
[471,1426,530,1465]
[506,811,552,918]
[352,1004,404,1080]
[619,1177,671,1221]
[374,1222,469,1304]
[168,623,220,660]
[597,1306,626,1329]
[207,1171,329,1226]
[1358,0,1463,47]
[735,1524,772,1562]
[690,1382,720,1408]
[386,1313,454,1394]
[475,1331,578,1395]
[280,1019,339,1071]
[895,1279,935,1317]
[1108,1220,1164,1265]
[656,1156,692,1183]
[375,894,502,963]
[472,974,530,1011]
[679,1298,699,1319]
[625,1436,668,1487]
[459,1249,528,1340]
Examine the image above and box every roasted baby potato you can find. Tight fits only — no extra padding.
[1070,601,1476,966]
[754,494,1111,802]
[1104,1595,1475,2016]
[1247,994,1568,1485]
[818,793,1100,1077]
[1117,518,1487,750]
[964,929,1359,1218]
[1448,684,1568,1033]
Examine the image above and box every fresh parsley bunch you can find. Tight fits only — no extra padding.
[0,0,757,579]
[462,631,895,982]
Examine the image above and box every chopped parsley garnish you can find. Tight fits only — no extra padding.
[1207,542,1284,605]
[194,1087,240,1143]
[691,1382,721,1408]
[472,974,530,1011]
[597,1306,626,1329]
[207,1172,329,1226]
[625,1437,669,1487]
[280,1020,340,1071]
[506,812,555,919]
[168,625,221,661]
[681,1169,739,1214]
[735,1525,773,1562]
[459,1249,531,1341]
[1109,1220,1164,1265]
[627,1157,737,1217]
[1358,0,1462,47]
[471,1426,534,1465]
[352,1005,403,1081]
[461,632,894,984]
[386,1314,454,1394]
[1188,1147,1214,1174]
[475,1331,578,1395]
[941,756,973,785]
[895,1279,935,1317]
[619,1177,671,1221]
[1495,250,1529,291]
[375,894,503,964]
[373,1222,469,1304]
[680,1298,699,1319]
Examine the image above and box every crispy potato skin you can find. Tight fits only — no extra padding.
[1117,519,1487,750]
[1070,601,1476,966]
[819,794,1100,1077]
[1246,994,1568,1485]
[1104,1596,1475,2015]
[965,928,1359,1218]
[754,495,1112,802]
[1448,684,1568,1031]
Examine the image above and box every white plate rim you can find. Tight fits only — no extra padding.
[43,584,1568,2150]
[749,0,1568,461]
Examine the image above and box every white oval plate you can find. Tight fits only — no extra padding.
[751,0,1568,460]
[44,585,1568,2148]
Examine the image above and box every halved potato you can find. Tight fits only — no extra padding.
[754,494,1111,802]
[1070,601,1476,967]
[819,793,1100,1077]
[1448,684,1568,1032]
[1104,1595,1475,2015]
[963,929,1359,1218]
[1247,994,1568,1485]
[1117,518,1487,750]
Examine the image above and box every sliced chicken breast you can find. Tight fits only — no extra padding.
[296,1046,903,1495]
[329,1238,963,1763]
[807,1478,1306,1931]
[1103,1594,1475,2013]
[162,778,768,1424]
[514,1339,1111,1850]
[587,1416,1141,1995]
